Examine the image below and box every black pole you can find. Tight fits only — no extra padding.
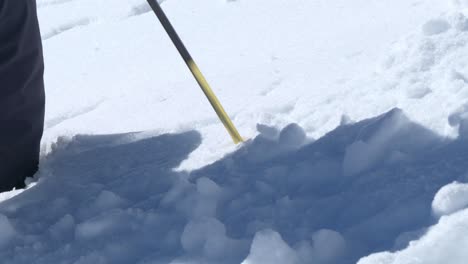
[145,0,244,143]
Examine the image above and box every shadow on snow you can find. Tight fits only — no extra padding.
[1,108,468,264]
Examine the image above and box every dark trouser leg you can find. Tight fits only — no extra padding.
[0,0,45,192]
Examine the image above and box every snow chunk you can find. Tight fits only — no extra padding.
[432,182,468,217]
[450,13,468,31]
[451,0,468,11]
[449,104,468,139]
[181,217,230,259]
[343,109,408,177]
[0,214,16,248]
[257,123,280,140]
[196,177,222,197]
[422,19,451,36]
[75,212,127,241]
[241,229,299,264]
[192,178,223,218]
[358,209,468,264]
[246,123,308,163]
[311,229,347,263]
[49,214,76,241]
[94,190,126,211]
[279,123,306,147]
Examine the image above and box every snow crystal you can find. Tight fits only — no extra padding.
[432,181,468,218]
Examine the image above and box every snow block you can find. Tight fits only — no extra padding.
[0,214,16,248]
[432,182,468,218]
[311,229,347,263]
[449,104,468,139]
[241,229,299,264]
[181,217,229,259]
[279,123,306,148]
[94,190,126,211]
[343,108,441,177]
[193,177,223,218]
[49,214,75,241]
[256,123,280,140]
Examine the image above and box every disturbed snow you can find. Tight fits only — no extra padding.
[2,0,468,263]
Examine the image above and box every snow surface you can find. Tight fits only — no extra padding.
[432,181,468,218]
[358,209,468,264]
[2,0,468,263]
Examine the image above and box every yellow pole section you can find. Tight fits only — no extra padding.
[186,60,244,144]
[146,0,244,144]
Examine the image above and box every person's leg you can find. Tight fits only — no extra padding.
[0,0,45,192]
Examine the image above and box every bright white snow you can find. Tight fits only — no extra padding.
[358,209,468,264]
[432,181,468,218]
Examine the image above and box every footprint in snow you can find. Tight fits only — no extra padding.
[41,18,92,40]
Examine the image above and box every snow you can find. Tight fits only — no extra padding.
[422,19,451,36]
[278,123,307,147]
[0,214,16,249]
[309,229,347,264]
[358,209,468,264]
[3,0,468,263]
[241,229,299,264]
[432,182,468,218]
[5,108,468,263]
